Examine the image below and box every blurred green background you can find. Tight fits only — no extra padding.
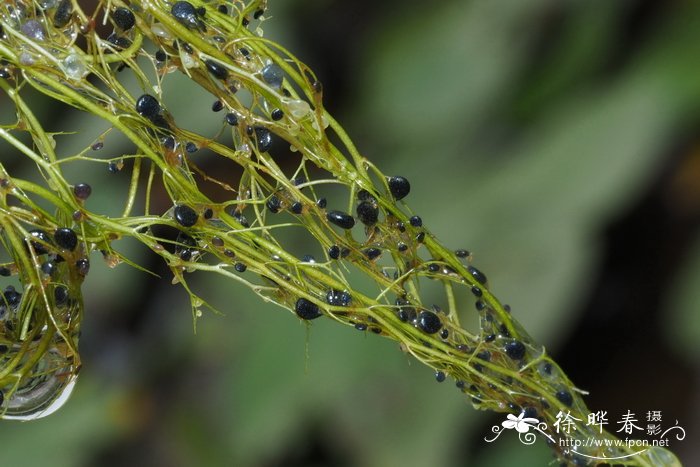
[2,0,700,465]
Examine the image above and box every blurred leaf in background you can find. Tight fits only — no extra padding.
[1,0,699,466]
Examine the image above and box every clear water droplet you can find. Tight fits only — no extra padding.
[150,23,173,40]
[181,53,198,69]
[21,20,47,42]
[261,63,283,88]
[285,99,311,119]
[63,53,86,81]
[19,51,35,66]
[1,348,79,420]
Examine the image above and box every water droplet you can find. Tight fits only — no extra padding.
[1,349,78,420]
[284,99,311,118]
[261,63,284,88]
[151,23,174,40]
[21,20,47,42]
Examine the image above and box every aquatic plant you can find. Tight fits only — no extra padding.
[0,1,681,465]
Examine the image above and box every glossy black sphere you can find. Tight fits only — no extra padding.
[326,210,355,229]
[417,310,442,334]
[205,59,229,80]
[409,215,422,227]
[76,258,90,275]
[174,204,198,227]
[54,228,78,251]
[555,390,574,407]
[73,183,92,200]
[468,265,487,285]
[388,176,410,200]
[364,248,381,260]
[112,7,135,31]
[504,340,526,360]
[328,245,340,259]
[294,298,322,320]
[135,94,160,120]
[171,1,199,29]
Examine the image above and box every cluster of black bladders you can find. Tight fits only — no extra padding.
[105,6,136,51]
